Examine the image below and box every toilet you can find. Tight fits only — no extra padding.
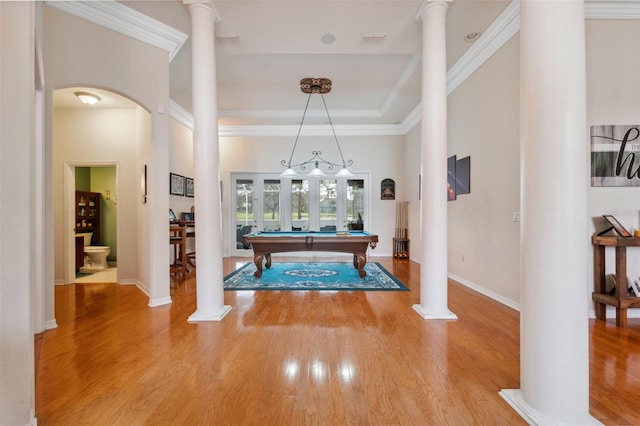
[77,232,111,270]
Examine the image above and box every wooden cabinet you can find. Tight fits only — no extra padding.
[592,235,640,327]
[76,191,100,244]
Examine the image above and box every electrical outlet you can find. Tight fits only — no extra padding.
[513,212,520,222]
[461,254,464,262]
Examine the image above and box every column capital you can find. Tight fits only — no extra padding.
[416,0,452,22]
[183,0,221,22]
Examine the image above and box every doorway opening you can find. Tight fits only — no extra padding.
[65,163,119,284]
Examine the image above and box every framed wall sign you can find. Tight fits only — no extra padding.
[381,178,395,200]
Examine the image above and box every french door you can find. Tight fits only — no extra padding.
[231,173,368,255]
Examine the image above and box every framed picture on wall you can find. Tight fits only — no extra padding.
[185,177,194,197]
[170,173,185,196]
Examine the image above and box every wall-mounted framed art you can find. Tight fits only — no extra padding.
[381,178,395,200]
[186,177,194,197]
[447,155,471,200]
[170,173,185,196]
[591,125,640,187]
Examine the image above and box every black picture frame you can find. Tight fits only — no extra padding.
[141,164,147,204]
[185,177,194,197]
[602,214,632,237]
[455,156,471,195]
[170,173,185,196]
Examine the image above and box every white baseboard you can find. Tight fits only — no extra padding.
[44,319,58,330]
[449,273,640,320]
[448,273,521,312]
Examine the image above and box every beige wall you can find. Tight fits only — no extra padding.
[43,4,171,301]
[446,34,521,306]
[438,19,640,314]
[53,107,144,281]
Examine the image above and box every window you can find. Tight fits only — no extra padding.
[231,173,369,253]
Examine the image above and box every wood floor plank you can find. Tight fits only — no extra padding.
[34,257,640,425]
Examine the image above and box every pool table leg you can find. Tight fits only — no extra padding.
[253,253,272,278]
[253,255,264,278]
[354,254,367,278]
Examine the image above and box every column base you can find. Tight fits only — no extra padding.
[499,389,603,425]
[188,305,232,322]
[412,304,457,320]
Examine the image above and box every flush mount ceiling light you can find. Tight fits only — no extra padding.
[320,33,336,44]
[74,91,101,105]
[281,78,354,179]
[464,32,481,42]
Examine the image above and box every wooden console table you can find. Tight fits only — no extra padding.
[592,235,640,327]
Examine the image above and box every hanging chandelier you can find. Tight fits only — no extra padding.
[280,78,354,178]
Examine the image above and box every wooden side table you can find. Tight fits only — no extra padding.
[592,235,640,327]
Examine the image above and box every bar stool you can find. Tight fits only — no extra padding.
[170,225,187,278]
[181,212,196,268]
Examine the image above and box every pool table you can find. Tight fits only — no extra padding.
[242,231,378,278]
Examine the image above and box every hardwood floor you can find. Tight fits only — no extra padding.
[35,257,640,425]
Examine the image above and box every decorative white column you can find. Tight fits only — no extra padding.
[413,0,456,320]
[500,1,599,424]
[185,0,231,321]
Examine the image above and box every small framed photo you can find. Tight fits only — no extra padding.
[603,214,632,237]
[170,173,185,196]
[185,177,194,197]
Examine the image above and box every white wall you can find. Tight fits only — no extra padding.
[404,124,422,262]
[169,118,194,256]
[0,2,37,424]
[586,20,640,289]
[169,119,195,217]
[219,134,406,257]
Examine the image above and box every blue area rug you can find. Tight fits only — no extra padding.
[224,262,409,291]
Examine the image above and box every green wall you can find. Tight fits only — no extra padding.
[76,166,117,261]
[75,167,90,191]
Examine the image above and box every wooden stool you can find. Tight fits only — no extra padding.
[170,225,187,278]
[181,213,196,268]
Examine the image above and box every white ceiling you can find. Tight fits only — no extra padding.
[53,0,511,129]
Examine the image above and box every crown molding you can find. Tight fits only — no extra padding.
[218,123,405,138]
[46,0,188,61]
[169,100,194,130]
[398,103,422,135]
[218,108,382,119]
[585,0,640,19]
